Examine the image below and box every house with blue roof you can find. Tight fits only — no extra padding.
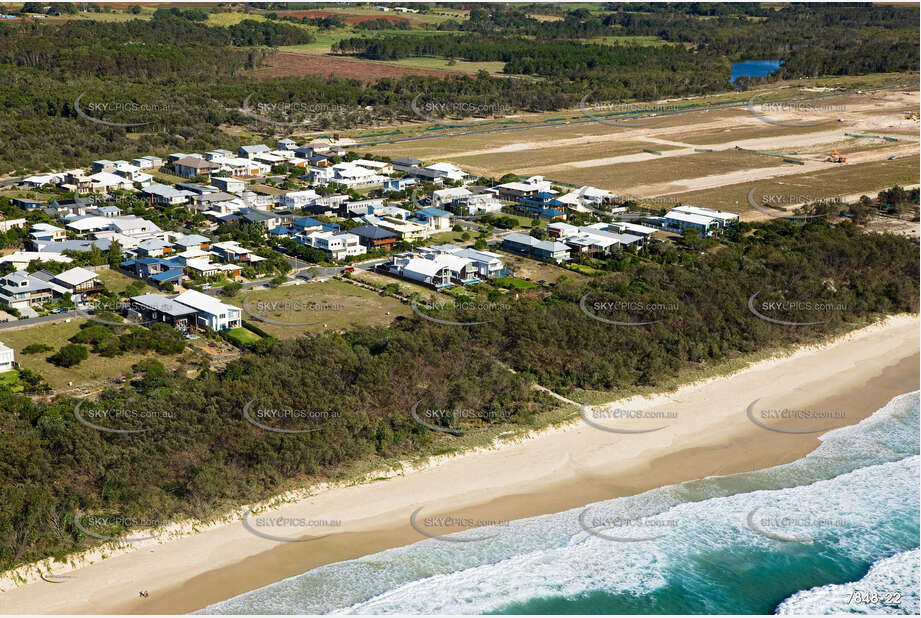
[292,217,324,233]
[268,226,296,237]
[121,257,185,286]
[411,207,453,232]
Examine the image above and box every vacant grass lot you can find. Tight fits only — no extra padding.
[0,320,180,390]
[96,269,157,296]
[493,251,587,283]
[228,279,409,338]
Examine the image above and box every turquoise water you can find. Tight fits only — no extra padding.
[731,59,783,83]
[199,391,920,615]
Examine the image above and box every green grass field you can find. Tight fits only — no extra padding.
[95,269,157,296]
[228,279,409,338]
[226,326,261,345]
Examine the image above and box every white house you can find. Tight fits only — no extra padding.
[0,342,14,372]
[297,231,366,261]
[432,187,472,208]
[388,255,451,287]
[670,205,740,228]
[279,190,320,209]
[173,289,242,331]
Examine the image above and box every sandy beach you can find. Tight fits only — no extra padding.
[2,315,918,615]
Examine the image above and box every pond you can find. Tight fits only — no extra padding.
[731,59,783,83]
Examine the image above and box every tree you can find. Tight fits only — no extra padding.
[47,344,88,368]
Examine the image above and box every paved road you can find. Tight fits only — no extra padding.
[0,311,79,330]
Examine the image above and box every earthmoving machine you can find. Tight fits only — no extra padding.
[826,149,847,163]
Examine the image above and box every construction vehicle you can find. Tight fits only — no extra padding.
[826,149,847,163]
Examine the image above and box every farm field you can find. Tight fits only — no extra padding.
[228,279,409,339]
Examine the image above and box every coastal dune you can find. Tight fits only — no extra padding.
[1,315,918,615]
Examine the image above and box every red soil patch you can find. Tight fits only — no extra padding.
[276,10,334,19]
[341,14,420,26]
[254,52,463,82]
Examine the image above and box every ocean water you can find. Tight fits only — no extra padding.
[731,59,783,83]
[199,391,920,615]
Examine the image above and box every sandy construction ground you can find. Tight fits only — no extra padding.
[1,315,918,614]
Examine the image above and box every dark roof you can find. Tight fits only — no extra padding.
[351,224,397,240]
[393,157,422,167]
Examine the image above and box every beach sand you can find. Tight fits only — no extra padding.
[2,315,918,615]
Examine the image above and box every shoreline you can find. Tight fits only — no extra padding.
[1,314,918,614]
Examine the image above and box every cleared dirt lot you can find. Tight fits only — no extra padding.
[364,87,919,217]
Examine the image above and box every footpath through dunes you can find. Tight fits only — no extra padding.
[1,316,917,614]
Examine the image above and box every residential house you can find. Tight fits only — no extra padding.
[136,237,174,258]
[662,210,718,236]
[670,205,739,229]
[350,224,398,251]
[0,252,72,271]
[387,255,451,288]
[11,197,43,210]
[279,190,320,209]
[129,293,198,329]
[91,159,116,173]
[174,156,221,179]
[143,183,195,205]
[204,149,233,162]
[432,187,472,208]
[27,223,66,249]
[455,247,505,279]
[0,218,27,233]
[132,155,163,169]
[383,177,417,193]
[238,144,270,159]
[495,175,552,201]
[392,157,423,174]
[296,231,366,261]
[174,289,242,331]
[411,207,453,232]
[364,215,429,242]
[341,198,384,218]
[0,342,14,372]
[352,159,393,175]
[501,232,571,263]
[219,157,270,178]
[426,252,477,284]
[278,138,298,150]
[291,217,325,234]
[238,208,280,230]
[50,266,102,300]
[211,240,259,264]
[211,176,245,193]
[171,234,211,252]
[0,271,54,310]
